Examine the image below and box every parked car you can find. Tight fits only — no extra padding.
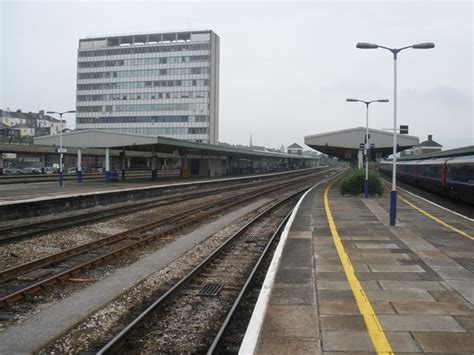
[4,168,20,175]
[20,167,42,175]
[66,167,77,174]
[44,167,57,174]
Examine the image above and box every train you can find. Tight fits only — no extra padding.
[378,155,474,205]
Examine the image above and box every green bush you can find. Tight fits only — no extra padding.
[340,169,383,196]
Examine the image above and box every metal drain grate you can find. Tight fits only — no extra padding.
[245,235,259,243]
[199,283,223,296]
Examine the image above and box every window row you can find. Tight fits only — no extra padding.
[77,79,209,91]
[78,43,210,58]
[77,103,209,113]
[77,115,209,124]
[77,91,209,102]
[84,127,208,136]
[78,67,209,80]
[78,55,209,68]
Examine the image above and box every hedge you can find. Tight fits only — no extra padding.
[340,169,384,196]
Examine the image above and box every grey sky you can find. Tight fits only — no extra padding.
[1,1,472,150]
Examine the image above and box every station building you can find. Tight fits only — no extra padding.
[76,30,220,144]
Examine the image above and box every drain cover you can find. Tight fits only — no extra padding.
[245,235,259,243]
[199,283,223,296]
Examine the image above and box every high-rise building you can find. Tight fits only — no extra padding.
[76,30,219,144]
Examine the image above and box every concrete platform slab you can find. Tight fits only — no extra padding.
[378,314,465,331]
[241,177,474,354]
[413,332,474,352]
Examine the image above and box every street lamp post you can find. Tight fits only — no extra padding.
[346,98,389,198]
[356,42,434,225]
[46,110,76,187]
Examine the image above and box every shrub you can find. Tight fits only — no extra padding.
[339,169,383,196]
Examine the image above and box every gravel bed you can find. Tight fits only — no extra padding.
[119,207,291,354]
[0,188,294,332]
[39,207,266,354]
[0,179,317,346]
[0,191,229,270]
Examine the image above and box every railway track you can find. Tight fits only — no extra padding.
[97,185,303,354]
[0,169,339,309]
[0,168,325,242]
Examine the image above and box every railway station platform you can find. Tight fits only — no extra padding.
[241,179,474,354]
[0,174,183,204]
[0,168,320,223]
[0,169,313,205]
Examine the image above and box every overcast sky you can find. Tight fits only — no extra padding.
[1,1,472,150]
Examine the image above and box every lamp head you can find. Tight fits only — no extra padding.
[346,98,359,102]
[377,99,389,103]
[356,42,379,49]
[65,110,76,114]
[412,42,435,49]
[46,111,57,114]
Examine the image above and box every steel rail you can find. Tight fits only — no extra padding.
[0,171,335,308]
[206,211,291,354]
[206,171,346,354]
[97,179,325,354]
[0,168,325,242]
[0,170,326,282]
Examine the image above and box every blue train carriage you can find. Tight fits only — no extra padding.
[446,155,474,204]
[378,156,474,205]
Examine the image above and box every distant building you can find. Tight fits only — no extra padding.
[303,149,319,157]
[0,109,66,137]
[287,143,304,155]
[401,134,443,157]
[0,122,20,138]
[75,30,220,144]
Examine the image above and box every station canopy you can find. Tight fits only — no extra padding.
[34,129,313,160]
[304,127,419,161]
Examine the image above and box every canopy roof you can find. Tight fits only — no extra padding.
[304,127,419,160]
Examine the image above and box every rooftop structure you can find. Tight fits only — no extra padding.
[400,134,443,157]
[287,143,304,155]
[0,109,65,137]
[304,127,419,161]
[75,30,220,144]
[399,145,474,160]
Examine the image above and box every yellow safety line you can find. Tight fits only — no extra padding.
[398,194,474,241]
[324,181,394,354]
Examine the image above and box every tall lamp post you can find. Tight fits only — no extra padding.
[356,42,434,226]
[46,110,76,187]
[346,98,389,198]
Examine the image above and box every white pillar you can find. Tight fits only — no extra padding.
[77,148,82,172]
[121,150,126,180]
[105,148,110,171]
[77,148,83,182]
[358,149,363,169]
[40,154,46,173]
[151,147,157,180]
[105,147,110,183]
